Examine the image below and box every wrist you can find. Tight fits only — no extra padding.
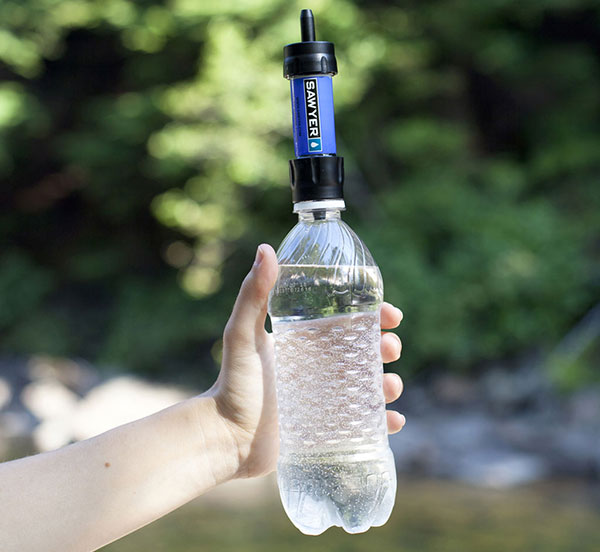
[184,393,243,491]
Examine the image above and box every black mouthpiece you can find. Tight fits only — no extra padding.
[300,9,316,41]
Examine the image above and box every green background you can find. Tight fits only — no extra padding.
[1,0,599,386]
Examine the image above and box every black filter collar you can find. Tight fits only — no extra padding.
[289,156,344,203]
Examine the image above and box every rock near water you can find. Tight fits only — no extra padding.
[1,356,599,488]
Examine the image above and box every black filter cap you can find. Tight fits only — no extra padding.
[289,156,344,203]
[284,9,338,78]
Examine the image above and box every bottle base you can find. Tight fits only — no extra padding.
[277,448,396,535]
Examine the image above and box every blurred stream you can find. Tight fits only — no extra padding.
[2,356,599,551]
[102,475,600,552]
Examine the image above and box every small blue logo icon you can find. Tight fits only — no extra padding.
[308,138,322,152]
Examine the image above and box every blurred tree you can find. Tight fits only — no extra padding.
[0,0,598,381]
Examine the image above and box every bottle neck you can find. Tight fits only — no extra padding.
[294,199,345,222]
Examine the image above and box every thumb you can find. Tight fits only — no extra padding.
[224,244,279,345]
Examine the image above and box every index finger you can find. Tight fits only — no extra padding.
[381,302,403,329]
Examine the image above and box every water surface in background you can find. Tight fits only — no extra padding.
[103,478,600,552]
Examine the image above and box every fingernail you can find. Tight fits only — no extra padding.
[253,245,264,268]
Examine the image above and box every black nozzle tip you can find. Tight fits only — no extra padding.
[300,9,316,41]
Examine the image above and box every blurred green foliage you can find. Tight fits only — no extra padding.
[1,0,598,379]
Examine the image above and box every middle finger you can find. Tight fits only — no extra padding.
[381,332,402,363]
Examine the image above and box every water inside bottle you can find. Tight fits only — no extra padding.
[278,449,396,535]
[269,264,383,321]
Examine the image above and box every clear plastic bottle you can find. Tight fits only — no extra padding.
[268,198,397,535]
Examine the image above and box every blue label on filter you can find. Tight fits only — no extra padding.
[290,76,336,157]
[304,79,322,152]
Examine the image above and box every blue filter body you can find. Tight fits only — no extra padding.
[290,75,336,157]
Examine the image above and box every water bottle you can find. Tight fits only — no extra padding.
[267,10,397,535]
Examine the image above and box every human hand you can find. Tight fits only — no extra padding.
[211,244,405,479]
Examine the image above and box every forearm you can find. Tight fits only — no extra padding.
[0,393,239,552]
